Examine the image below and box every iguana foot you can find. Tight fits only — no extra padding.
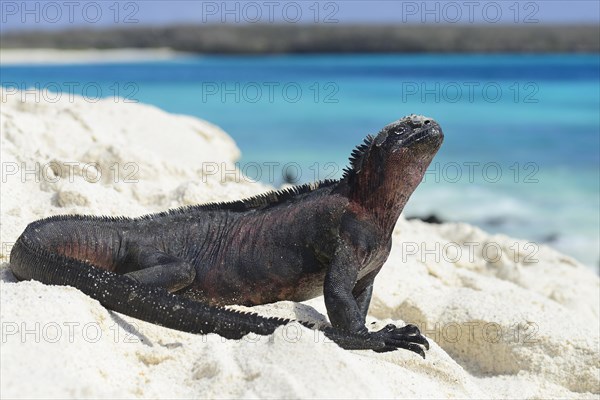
[323,323,429,357]
[122,245,196,293]
[372,324,430,357]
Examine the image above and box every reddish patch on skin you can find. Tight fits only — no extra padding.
[54,243,118,272]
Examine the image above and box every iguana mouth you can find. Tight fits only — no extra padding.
[403,119,442,147]
[405,125,432,144]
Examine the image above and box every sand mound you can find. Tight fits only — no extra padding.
[1,91,598,398]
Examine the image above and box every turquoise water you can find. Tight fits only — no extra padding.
[2,54,598,268]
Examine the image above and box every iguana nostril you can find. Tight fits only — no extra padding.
[424,120,431,125]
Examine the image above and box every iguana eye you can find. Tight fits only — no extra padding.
[395,127,406,135]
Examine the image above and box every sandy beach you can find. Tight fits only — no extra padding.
[0,48,185,65]
[0,90,598,398]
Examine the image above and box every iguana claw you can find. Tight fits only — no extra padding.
[372,324,430,357]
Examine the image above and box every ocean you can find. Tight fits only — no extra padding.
[1,54,598,269]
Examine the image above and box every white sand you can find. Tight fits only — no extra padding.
[1,90,598,399]
[0,48,185,65]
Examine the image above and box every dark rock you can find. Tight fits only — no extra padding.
[407,214,444,224]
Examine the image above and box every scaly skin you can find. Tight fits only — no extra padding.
[10,115,443,357]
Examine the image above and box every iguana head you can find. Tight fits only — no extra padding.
[345,115,443,182]
[379,114,443,151]
[376,114,444,183]
[344,115,444,231]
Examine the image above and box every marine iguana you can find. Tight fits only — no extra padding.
[10,114,443,357]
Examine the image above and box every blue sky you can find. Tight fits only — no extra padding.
[1,0,599,31]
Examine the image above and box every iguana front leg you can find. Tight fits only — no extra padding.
[354,283,373,324]
[324,245,367,333]
[324,245,429,357]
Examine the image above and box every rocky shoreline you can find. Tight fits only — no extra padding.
[2,24,598,54]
